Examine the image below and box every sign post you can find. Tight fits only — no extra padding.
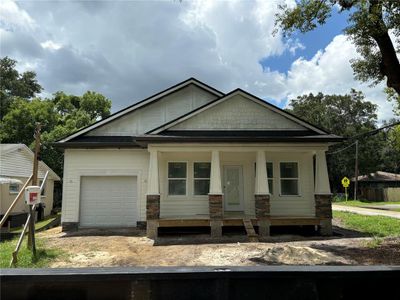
[341,177,350,202]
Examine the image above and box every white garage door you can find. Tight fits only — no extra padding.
[80,176,138,227]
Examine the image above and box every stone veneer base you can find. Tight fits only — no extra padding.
[209,194,223,219]
[146,195,160,220]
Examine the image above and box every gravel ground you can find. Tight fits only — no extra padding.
[38,224,400,268]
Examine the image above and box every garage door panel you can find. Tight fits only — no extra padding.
[80,176,138,227]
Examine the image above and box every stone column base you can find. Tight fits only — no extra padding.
[147,220,159,239]
[315,194,333,218]
[61,222,78,232]
[255,194,270,219]
[209,194,223,219]
[210,220,222,238]
[146,194,160,220]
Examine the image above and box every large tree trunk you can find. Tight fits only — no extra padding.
[370,0,400,94]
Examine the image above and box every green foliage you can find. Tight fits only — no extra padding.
[0,57,112,176]
[287,90,399,192]
[0,238,64,268]
[275,0,400,95]
[0,57,42,119]
[333,211,400,237]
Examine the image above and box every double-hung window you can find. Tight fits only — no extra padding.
[194,162,211,195]
[280,162,299,196]
[266,162,273,194]
[168,162,187,195]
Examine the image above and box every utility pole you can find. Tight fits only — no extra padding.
[354,140,359,201]
[27,123,41,257]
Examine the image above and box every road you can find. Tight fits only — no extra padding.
[332,204,400,219]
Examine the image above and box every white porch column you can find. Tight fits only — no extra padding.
[147,150,159,195]
[315,150,331,194]
[209,150,222,195]
[255,150,269,195]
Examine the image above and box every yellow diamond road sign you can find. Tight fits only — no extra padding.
[341,177,350,188]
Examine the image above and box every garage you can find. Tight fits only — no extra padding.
[79,176,138,227]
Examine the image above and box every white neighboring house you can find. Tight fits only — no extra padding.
[0,144,61,219]
[56,78,343,238]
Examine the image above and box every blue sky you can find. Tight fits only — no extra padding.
[0,0,394,121]
[261,9,350,74]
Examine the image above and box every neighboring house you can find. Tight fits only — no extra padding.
[0,144,61,222]
[56,78,343,238]
[353,171,400,202]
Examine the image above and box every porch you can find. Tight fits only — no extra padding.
[145,144,333,239]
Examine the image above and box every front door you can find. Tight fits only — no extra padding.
[223,165,244,211]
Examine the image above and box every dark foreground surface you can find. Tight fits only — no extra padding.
[2,266,400,300]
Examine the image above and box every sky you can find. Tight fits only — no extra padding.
[0,0,396,122]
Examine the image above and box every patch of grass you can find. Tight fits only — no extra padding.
[10,213,59,234]
[334,211,400,237]
[363,236,384,248]
[0,237,64,268]
[334,200,400,207]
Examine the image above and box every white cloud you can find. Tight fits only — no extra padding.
[0,0,36,31]
[40,40,62,51]
[0,0,395,122]
[285,34,394,122]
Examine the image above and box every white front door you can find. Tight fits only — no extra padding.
[223,165,244,211]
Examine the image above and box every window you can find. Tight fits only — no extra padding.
[280,162,299,196]
[266,162,273,194]
[39,180,46,196]
[194,162,211,195]
[9,183,19,194]
[168,162,187,195]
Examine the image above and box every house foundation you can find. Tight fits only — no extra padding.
[315,194,333,236]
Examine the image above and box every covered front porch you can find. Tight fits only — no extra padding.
[145,144,333,239]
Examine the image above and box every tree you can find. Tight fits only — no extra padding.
[286,90,397,193]
[275,1,400,96]
[0,57,42,119]
[1,91,112,175]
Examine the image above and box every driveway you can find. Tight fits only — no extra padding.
[333,204,400,219]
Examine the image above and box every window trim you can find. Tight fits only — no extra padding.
[9,183,19,194]
[167,161,188,197]
[193,161,211,196]
[266,162,274,195]
[279,161,301,197]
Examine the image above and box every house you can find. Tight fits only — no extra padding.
[353,171,400,202]
[0,144,61,225]
[55,78,343,238]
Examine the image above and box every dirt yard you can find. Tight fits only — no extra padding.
[39,223,400,268]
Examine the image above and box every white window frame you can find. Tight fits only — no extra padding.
[193,161,211,196]
[279,161,301,197]
[167,161,188,197]
[266,162,274,195]
[9,183,19,194]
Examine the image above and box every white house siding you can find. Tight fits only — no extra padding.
[0,148,50,179]
[267,152,315,217]
[86,85,218,136]
[61,149,149,224]
[158,150,315,218]
[0,177,55,216]
[159,152,212,217]
[170,94,306,131]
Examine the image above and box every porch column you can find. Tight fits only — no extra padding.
[254,150,270,236]
[314,150,332,236]
[209,150,223,237]
[146,149,160,239]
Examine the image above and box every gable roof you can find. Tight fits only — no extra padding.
[0,144,61,180]
[58,78,224,143]
[147,89,329,135]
